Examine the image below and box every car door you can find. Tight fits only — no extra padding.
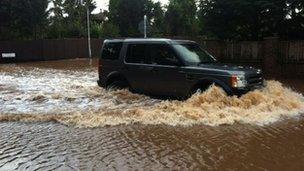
[145,43,187,96]
[123,43,152,93]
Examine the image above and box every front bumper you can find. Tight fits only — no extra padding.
[232,83,265,96]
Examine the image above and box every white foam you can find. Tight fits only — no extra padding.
[1,66,304,128]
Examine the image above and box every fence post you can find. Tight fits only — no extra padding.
[263,37,281,77]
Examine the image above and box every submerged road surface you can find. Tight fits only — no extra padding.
[0,59,304,170]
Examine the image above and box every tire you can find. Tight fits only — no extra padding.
[190,83,231,97]
[189,83,214,97]
[192,88,203,94]
[106,80,128,91]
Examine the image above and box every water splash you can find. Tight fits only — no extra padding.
[1,66,304,128]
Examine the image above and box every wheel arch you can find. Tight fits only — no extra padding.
[105,72,129,88]
[191,77,233,95]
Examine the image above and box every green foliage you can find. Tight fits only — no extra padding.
[198,0,304,40]
[108,0,156,37]
[283,0,304,39]
[90,22,102,38]
[46,0,97,38]
[150,2,165,37]
[100,22,120,38]
[48,0,65,38]
[0,0,49,40]
[0,0,304,40]
[165,0,199,36]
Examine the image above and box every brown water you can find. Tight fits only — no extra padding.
[1,59,304,170]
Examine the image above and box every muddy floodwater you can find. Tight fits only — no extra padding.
[1,59,304,170]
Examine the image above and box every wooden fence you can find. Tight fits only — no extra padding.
[279,41,304,64]
[0,38,103,63]
[221,41,263,63]
[1,37,304,76]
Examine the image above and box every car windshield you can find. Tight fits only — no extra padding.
[173,43,216,65]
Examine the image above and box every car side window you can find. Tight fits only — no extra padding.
[125,44,147,64]
[148,44,179,66]
[102,42,123,60]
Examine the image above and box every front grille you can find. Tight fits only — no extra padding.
[247,73,263,87]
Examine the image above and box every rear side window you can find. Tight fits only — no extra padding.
[125,44,147,64]
[102,42,122,60]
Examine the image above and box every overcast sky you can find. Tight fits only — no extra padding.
[93,0,169,13]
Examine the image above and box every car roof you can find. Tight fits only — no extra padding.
[104,38,196,44]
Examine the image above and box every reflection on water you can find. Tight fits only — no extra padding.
[1,120,304,170]
[0,59,304,170]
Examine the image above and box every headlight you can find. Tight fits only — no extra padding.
[231,75,247,88]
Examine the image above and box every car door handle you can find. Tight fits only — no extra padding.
[141,66,157,72]
[151,68,158,73]
[145,66,154,71]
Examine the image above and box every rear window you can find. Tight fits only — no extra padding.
[125,44,147,64]
[101,42,123,60]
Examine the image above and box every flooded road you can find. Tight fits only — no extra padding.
[1,59,304,170]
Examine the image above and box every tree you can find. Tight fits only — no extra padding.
[108,0,159,37]
[199,0,256,40]
[284,0,304,39]
[100,22,120,38]
[198,0,302,40]
[0,0,49,40]
[48,0,65,38]
[165,0,199,36]
[1,0,303,40]
[150,2,165,36]
[0,0,13,40]
[61,0,96,38]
